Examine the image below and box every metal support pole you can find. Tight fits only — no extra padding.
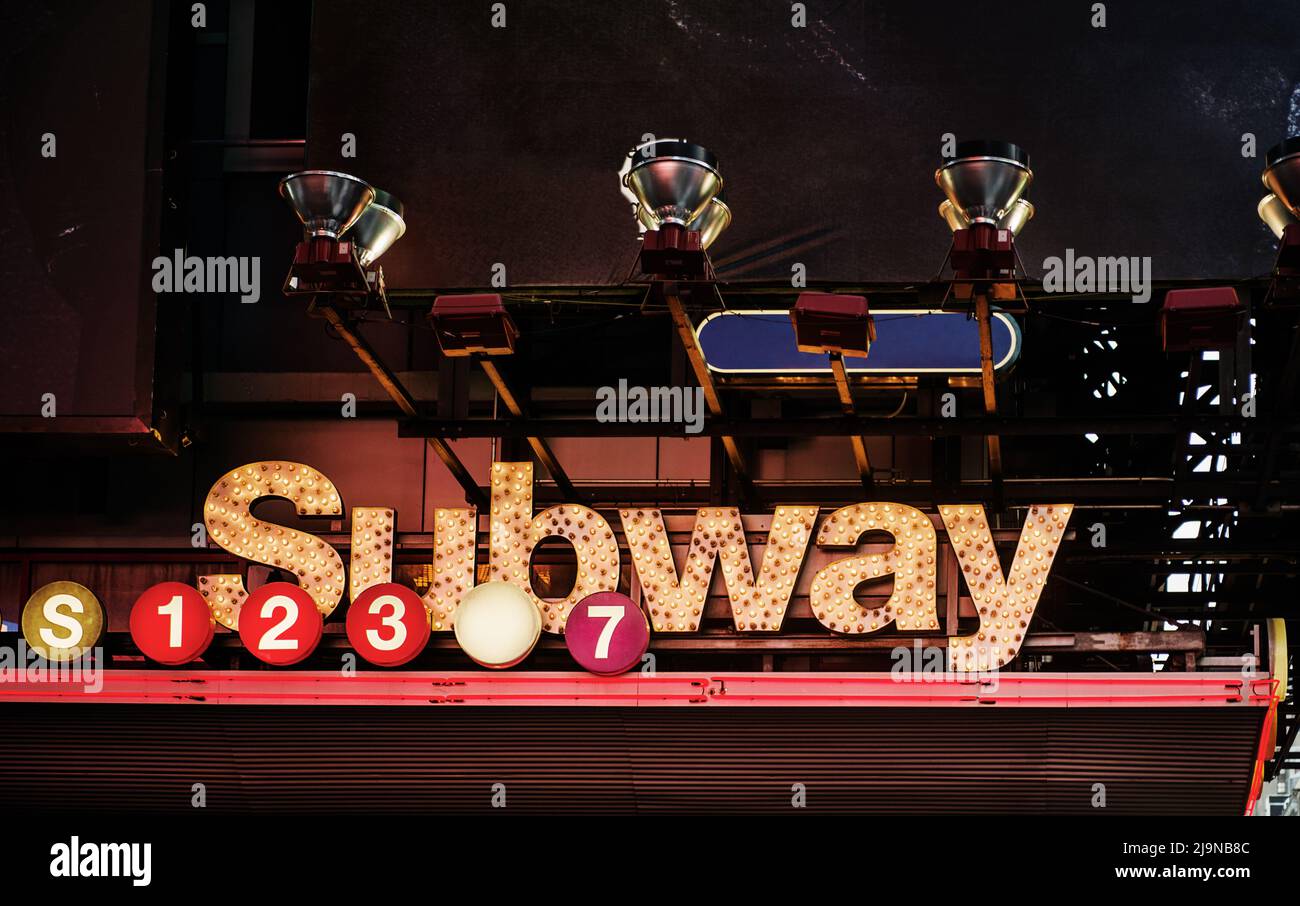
[974,292,1003,503]
[318,304,488,508]
[664,290,753,501]
[477,358,578,500]
[829,352,873,489]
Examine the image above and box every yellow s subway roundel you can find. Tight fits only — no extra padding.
[176,460,1072,673]
[22,581,104,662]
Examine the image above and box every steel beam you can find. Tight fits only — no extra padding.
[476,358,578,500]
[511,477,1282,506]
[397,414,1298,439]
[974,293,1004,504]
[664,290,753,501]
[318,305,488,508]
[1256,322,1300,508]
[829,352,873,489]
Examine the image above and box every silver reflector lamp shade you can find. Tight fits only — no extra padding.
[938,199,967,231]
[1258,193,1298,239]
[623,139,722,228]
[998,197,1035,236]
[347,188,406,266]
[1262,138,1300,219]
[635,194,730,248]
[690,195,732,249]
[935,140,1032,226]
[939,196,1034,236]
[278,170,375,239]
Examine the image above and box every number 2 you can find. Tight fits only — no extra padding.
[260,595,299,650]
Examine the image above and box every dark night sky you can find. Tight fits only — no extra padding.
[307,0,1300,286]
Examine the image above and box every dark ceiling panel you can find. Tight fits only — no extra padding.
[0,0,160,421]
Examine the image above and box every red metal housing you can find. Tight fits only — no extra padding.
[429,293,518,356]
[1160,286,1244,352]
[791,292,875,357]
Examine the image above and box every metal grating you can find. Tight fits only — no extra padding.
[0,705,1262,815]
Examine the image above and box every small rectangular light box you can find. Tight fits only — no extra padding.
[1160,287,1243,352]
[429,293,518,357]
[790,292,875,358]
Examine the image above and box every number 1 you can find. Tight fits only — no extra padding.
[158,594,183,648]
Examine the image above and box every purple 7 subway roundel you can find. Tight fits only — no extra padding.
[564,591,651,676]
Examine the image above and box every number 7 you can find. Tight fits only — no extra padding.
[587,605,625,659]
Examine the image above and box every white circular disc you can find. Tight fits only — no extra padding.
[453,581,542,668]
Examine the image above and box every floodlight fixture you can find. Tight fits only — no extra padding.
[349,189,406,267]
[936,140,1032,226]
[1258,194,1297,240]
[622,138,722,276]
[279,170,375,295]
[1160,287,1244,352]
[790,292,875,359]
[933,140,1031,485]
[690,194,732,250]
[429,293,518,357]
[280,170,374,238]
[1260,137,1300,301]
[935,140,1033,305]
[339,188,407,316]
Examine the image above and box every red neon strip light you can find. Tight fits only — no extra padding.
[1244,679,1282,815]
[0,670,1275,708]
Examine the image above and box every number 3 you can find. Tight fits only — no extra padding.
[366,594,408,652]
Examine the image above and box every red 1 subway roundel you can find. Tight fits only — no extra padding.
[129,581,216,665]
[346,583,431,667]
[239,582,323,666]
[564,591,651,676]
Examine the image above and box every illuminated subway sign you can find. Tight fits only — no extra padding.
[190,460,1073,673]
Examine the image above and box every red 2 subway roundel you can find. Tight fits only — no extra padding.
[565,591,651,675]
[346,583,431,667]
[129,581,215,665]
[239,582,323,666]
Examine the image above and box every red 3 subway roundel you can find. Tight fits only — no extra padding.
[129,581,216,665]
[564,591,651,675]
[238,582,323,666]
[346,583,431,667]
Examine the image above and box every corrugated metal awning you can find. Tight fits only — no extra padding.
[0,673,1268,815]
